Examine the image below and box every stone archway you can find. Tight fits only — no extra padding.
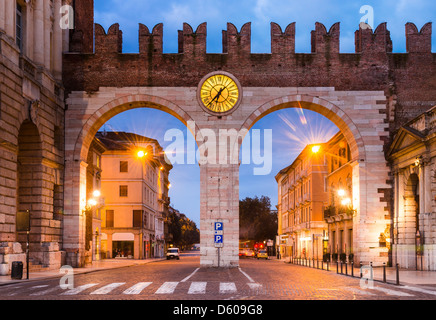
[63,93,201,267]
[237,93,390,266]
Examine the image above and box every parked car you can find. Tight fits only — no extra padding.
[166,248,180,260]
[239,249,246,257]
[245,249,255,258]
[257,249,268,260]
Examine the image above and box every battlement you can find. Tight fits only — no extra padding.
[76,20,433,56]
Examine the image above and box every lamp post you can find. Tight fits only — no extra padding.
[137,149,148,259]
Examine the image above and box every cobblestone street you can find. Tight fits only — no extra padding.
[1,254,435,301]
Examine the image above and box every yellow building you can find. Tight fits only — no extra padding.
[323,132,353,262]
[276,144,328,260]
[97,132,172,259]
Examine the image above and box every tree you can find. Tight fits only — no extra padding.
[167,211,200,249]
[239,196,277,242]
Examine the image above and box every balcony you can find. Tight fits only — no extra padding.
[324,205,356,222]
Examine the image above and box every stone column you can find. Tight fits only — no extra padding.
[33,0,45,65]
[0,0,5,32]
[43,0,51,70]
[63,159,88,267]
[53,0,63,79]
[4,0,14,38]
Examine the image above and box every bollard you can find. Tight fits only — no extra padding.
[383,263,386,283]
[327,261,329,271]
[345,262,348,276]
[351,261,354,277]
[396,263,400,285]
[359,262,363,278]
[336,261,339,274]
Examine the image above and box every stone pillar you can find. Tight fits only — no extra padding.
[33,0,45,65]
[63,159,87,267]
[0,0,5,32]
[4,0,14,38]
[43,0,51,70]
[200,163,239,268]
[53,0,63,79]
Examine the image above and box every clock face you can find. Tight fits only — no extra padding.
[198,73,241,115]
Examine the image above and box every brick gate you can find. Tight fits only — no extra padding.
[61,1,435,267]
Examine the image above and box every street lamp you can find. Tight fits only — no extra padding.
[311,145,321,153]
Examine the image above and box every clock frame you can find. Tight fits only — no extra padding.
[197,71,242,116]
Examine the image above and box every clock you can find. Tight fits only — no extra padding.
[197,72,242,115]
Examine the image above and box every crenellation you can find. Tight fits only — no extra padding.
[406,22,432,53]
[355,22,393,54]
[95,23,123,54]
[311,22,340,54]
[139,23,163,55]
[222,22,251,56]
[178,22,207,56]
[271,22,295,54]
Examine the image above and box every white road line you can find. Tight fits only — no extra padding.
[188,282,207,294]
[219,282,237,294]
[247,283,262,290]
[122,282,152,295]
[371,286,414,297]
[30,286,61,296]
[60,283,99,295]
[181,268,200,282]
[238,267,255,283]
[90,282,126,295]
[155,282,179,294]
[402,285,436,296]
[31,285,49,289]
[345,287,376,296]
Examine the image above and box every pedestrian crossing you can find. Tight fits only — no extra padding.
[2,281,436,298]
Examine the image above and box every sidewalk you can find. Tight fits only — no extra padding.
[0,257,165,286]
[281,258,436,286]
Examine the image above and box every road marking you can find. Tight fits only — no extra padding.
[155,282,179,294]
[31,285,49,289]
[238,267,255,283]
[345,287,376,296]
[402,285,436,296]
[188,282,207,294]
[60,283,98,295]
[30,286,61,296]
[247,283,262,290]
[181,268,199,282]
[371,286,414,297]
[122,282,152,295]
[219,282,237,294]
[90,282,126,295]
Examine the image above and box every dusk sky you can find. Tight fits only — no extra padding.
[94,0,435,227]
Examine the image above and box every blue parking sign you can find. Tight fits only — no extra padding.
[214,222,223,231]
[214,234,223,243]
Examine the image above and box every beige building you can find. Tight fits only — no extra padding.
[388,106,436,270]
[323,132,355,263]
[97,132,172,260]
[276,143,329,260]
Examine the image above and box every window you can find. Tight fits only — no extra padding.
[106,210,114,228]
[119,185,128,197]
[16,4,23,51]
[119,161,128,173]
[133,210,142,228]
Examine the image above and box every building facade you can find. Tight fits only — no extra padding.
[97,132,172,260]
[323,132,357,263]
[0,0,67,271]
[388,106,436,270]
[276,144,328,260]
